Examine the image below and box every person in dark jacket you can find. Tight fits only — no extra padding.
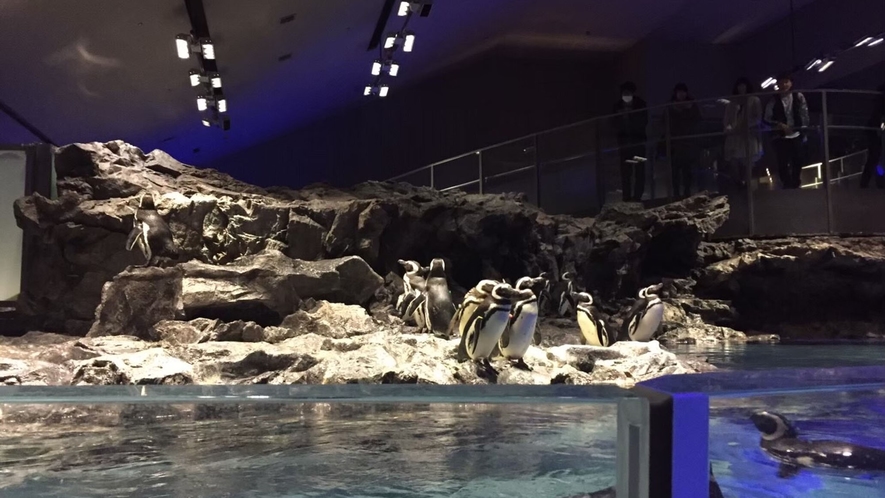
[667,83,702,198]
[613,81,649,202]
[860,83,885,189]
[763,73,810,189]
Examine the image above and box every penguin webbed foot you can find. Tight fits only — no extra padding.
[476,359,499,382]
[776,463,801,479]
[512,358,532,371]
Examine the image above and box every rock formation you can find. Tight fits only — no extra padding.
[6,140,884,387]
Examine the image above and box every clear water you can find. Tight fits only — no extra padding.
[0,402,618,498]
[710,389,885,498]
[669,342,885,370]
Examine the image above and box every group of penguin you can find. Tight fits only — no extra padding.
[394,259,665,370]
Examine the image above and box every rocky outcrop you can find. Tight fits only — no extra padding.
[1,301,710,387]
[694,237,885,339]
[14,140,730,334]
[86,250,383,340]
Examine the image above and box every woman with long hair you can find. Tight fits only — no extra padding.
[723,77,763,191]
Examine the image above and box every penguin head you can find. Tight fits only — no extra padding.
[139,192,156,210]
[398,259,421,274]
[491,282,517,301]
[515,276,533,290]
[750,411,798,441]
[561,272,574,282]
[475,279,499,294]
[428,258,446,277]
[645,283,664,297]
[574,291,593,305]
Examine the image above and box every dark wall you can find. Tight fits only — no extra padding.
[208,48,618,189]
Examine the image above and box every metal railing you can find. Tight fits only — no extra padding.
[387,89,885,236]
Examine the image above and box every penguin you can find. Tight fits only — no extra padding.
[557,272,578,317]
[125,192,179,267]
[421,258,456,338]
[447,279,500,338]
[750,410,885,477]
[497,277,541,368]
[395,259,427,316]
[573,291,616,347]
[456,282,517,367]
[619,283,664,342]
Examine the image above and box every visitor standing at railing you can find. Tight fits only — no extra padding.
[860,83,885,189]
[667,83,702,199]
[723,77,763,193]
[612,81,649,202]
[763,74,810,189]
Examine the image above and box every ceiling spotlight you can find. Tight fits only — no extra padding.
[388,61,400,77]
[869,37,885,47]
[189,70,201,86]
[403,32,416,52]
[202,119,211,127]
[364,85,373,96]
[197,96,208,111]
[761,77,776,89]
[855,36,874,47]
[211,74,222,88]
[176,34,192,59]
[201,38,215,59]
[371,60,382,76]
[397,1,410,16]
[384,33,397,49]
[217,98,228,113]
[804,58,822,71]
[379,85,390,97]
[818,59,835,72]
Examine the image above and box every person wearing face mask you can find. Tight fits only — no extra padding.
[667,83,702,199]
[612,81,649,202]
[763,73,810,189]
[723,77,763,192]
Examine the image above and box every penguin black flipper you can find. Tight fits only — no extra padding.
[446,305,464,338]
[456,311,485,362]
[620,298,648,341]
[777,463,801,479]
[125,225,141,251]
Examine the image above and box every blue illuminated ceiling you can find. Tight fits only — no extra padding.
[0,0,823,165]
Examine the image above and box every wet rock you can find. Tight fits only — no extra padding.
[72,348,194,385]
[179,342,318,382]
[658,313,748,345]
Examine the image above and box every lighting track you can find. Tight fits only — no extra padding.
[175,0,230,130]
[364,1,432,98]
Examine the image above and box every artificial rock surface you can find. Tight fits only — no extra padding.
[0,302,710,387]
[6,140,885,388]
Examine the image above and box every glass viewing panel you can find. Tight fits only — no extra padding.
[433,152,480,191]
[481,137,538,205]
[0,148,26,302]
[644,366,885,498]
[0,385,636,497]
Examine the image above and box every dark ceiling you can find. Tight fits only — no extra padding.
[0,0,822,164]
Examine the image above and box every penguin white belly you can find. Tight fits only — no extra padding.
[500,302,538,359]
[470,308,510,359]
[577,310,602,346]
[632,303,664,342]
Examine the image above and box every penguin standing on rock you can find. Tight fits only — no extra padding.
[125,192,179,267]
[619,283,664,342]
[574,292,616,347]
[456,282,518,368]
[498,276,545,369]
[557,272,578,317]
[395,260,427,317]
[448,279,500,339]
[417,258,456,338]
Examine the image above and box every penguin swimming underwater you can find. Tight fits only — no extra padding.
[420,258,456,338]
[619,283,664,342]
[456,282,518,367]
[125,193,179,267]
[497,277,543,368]
[751,410,885,476]
[573,291,616,347]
